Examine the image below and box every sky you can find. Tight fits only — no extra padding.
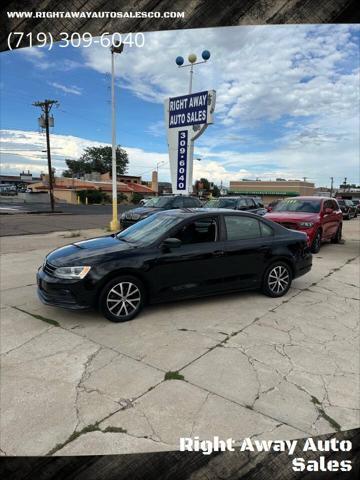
[0,24,359,187]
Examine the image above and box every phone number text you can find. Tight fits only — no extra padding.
[7,32,145,50]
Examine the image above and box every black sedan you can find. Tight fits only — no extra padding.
[37,209,312,322]
[205,196,267,215]
[337,199,357,219]
[120,195,202,229]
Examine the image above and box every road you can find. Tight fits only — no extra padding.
[0,219,359,456]
[0,203,133,236]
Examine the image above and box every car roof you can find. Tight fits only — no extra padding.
[156,208,262,217]
[208,196,257,199]
[287,196,328,201]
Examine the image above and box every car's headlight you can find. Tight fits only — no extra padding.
[54,266,91,279]
[299,222,314,228]
[120,213,126,219]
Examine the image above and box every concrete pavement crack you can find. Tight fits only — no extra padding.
[1,324,54,356]
[75,346,103,430]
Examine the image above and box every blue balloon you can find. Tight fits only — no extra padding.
[202,50,211,61]
[176,56,184,66]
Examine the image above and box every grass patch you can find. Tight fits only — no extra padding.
[311,396,341,431]
[47,423,100,455]
[63,231,81,238]
[13,307,60,327]
[102,426,127,433]
[164,371,185,381]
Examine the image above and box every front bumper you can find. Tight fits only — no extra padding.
[36,268,93,310]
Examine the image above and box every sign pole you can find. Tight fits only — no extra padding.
[110,48,119,231]
[189,64,193,94]
[109,44,124,232]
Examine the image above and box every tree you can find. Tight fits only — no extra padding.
[212,184,221,197]
[62,146,128,178]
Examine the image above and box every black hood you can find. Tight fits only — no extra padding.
[46,235,133,267]
[124,207,163,218]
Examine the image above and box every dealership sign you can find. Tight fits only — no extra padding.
[164,90,216,194]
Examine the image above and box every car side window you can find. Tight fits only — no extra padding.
[173,217,217,244]
[237,199,247,208]
[224,216,261,241]
[259,221,274,237]
[183,197,197,208]
[172,197,183,208]
[246,198,255,208]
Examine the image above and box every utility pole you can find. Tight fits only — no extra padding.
[33,99,59,212]
[330,177,334,197]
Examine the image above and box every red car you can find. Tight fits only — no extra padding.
[265,197,343,253]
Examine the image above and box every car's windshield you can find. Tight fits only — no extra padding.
[117,213,183,245]
[144,197,173,208]
[273,199,321,213]
[205,198,237,208]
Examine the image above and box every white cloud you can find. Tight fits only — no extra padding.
[78,25,359,186]
[0,129,168,180]
[82,25,358,124]
[49,82,82,95]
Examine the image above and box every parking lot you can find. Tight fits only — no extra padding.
[0,219,359,456]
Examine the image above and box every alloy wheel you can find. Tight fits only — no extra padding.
[267,265,290,294]
[106,281,141,318]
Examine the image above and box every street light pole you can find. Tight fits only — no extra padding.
[176,50,211,95]
[109,44,124,232]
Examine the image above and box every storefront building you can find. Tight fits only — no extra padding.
[228,180,315,205]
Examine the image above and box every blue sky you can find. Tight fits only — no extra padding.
[1,24,359,187]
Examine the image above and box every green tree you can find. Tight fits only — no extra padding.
[63,146,128,177]
[212,184,220,197]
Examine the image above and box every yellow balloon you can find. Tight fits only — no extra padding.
[188,53,197,64]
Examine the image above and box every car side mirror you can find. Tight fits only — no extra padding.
[267,206,273,212]
[324,207,333,214]
[162,238,181,249]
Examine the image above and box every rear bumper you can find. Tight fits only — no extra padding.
[293,253,312,279]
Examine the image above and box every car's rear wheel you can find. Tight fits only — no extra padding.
[99,275,145,322]
[262,262,292,297]
[331,224,342,244]
[311,230,322,253]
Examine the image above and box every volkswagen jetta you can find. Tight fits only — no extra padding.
[37,209,312,322]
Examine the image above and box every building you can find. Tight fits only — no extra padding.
[28,175,155,204]
[229,180,315,205]
[0,171,41,188]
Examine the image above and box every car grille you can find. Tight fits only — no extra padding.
[43,261,56,276]
[277,222,299,230]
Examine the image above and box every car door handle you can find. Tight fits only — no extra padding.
[213,250,225,257]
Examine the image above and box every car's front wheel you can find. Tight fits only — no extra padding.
[262,262,292,297]
[99,275,145,322]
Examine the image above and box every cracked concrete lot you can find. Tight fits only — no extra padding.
[0,221,359,456]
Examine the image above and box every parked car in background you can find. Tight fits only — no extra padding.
[138,197,153,207]
[120,195,202,229]
[337,199,357,220]
[267,199,281,212]
[205,196,267,215]
[265,197,342,253]
[351,199,360,215]
[37,209,312,322]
